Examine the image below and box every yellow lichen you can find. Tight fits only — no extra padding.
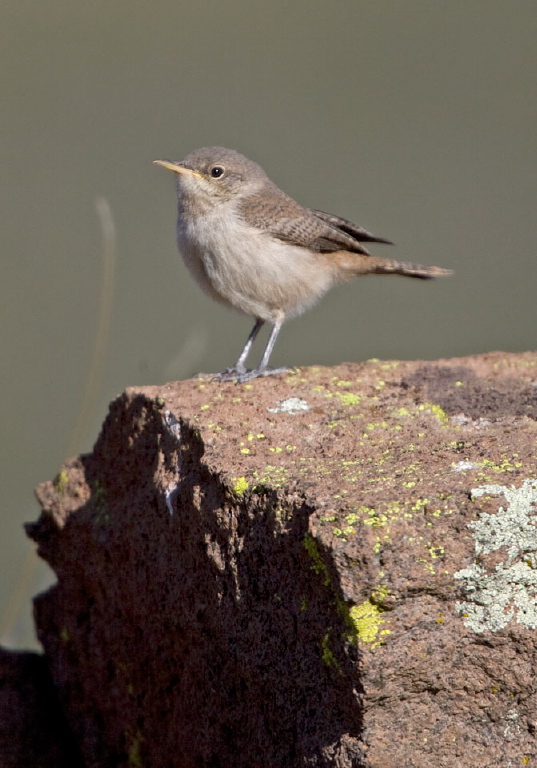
[252,465,289,488]
[336,392,361,406]
[348,588,391,648]
[303,534,331,587]
[128,730,144,768]
[321,630,342,673]
[53,470,69,493]
[418,402,449,424]
[231,477,249,495]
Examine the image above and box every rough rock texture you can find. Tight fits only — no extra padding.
[0,647,83,767]
[27,353,537,767]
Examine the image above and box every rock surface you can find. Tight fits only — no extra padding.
[0,647,83,767]
[26,353,537,767]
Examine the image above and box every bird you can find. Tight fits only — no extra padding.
[154,147,451,382]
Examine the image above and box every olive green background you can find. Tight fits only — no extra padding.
[2,1,536,647]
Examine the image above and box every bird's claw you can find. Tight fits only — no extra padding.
[211,366,294,383]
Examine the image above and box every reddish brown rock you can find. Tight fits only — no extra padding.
[27,353,537,767]
[0,647,83,767]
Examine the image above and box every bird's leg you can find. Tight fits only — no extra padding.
[236,318,264,370]
[213,316,293,383]
[258,319,283,370]
[234,318,293,382]
[212,319,264,381]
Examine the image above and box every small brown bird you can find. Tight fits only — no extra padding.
[155,147,451,382]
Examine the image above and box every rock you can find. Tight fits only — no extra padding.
[0,647,83,767]
[26,353,537,767]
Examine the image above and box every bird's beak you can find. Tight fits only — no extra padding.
[153,159,204,179]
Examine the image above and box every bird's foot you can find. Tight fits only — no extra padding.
[239,366,295,382]
[210,366,247,382]
[212,366,294,383]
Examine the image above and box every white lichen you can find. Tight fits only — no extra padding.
[164,410,182,440]
[267,397,310,414]
[165,481,179,516]
[163,411,182,515]
[452,460,481,472]
[455,479,537,632]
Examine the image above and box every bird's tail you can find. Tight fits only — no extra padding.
[332,252,453,280]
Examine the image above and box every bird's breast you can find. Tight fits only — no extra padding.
[176,205,336,321]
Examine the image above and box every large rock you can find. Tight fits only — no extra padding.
[26,353,537,767]
[0,648,83,767]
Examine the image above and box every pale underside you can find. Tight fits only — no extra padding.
[177,202,342,324]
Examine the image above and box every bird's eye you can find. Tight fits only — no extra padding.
[210,165,225,178]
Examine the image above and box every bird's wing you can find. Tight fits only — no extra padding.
[238,188,391,255]
[311,210,393,246]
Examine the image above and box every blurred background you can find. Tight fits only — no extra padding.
[1,1,536,649]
